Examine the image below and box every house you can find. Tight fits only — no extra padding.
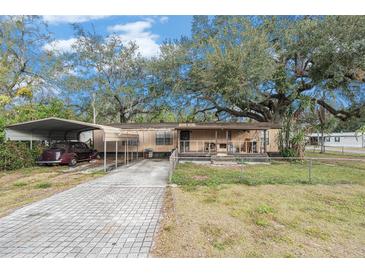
[93,122,281,157]
[308,132,365,148]
[5,118,281,170]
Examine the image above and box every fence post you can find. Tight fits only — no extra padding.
[239,158,244,183]
[169,149,178,183]
[308,159,312,183]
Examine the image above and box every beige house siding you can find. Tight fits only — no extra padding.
[94,127,177,153]
[93,124,280,154]
[267,128,279,152]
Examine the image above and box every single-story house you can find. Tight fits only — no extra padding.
[94,122,281,157]
[5,118,281,162]
[307,132,365,148]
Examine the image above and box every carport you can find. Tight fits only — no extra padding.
[5,117,139,172]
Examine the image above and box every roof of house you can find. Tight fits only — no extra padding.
[107,122,281,130]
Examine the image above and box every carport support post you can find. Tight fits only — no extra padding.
[30,132,33,150]
[115,141,118,169]
[126,139,129,164]
[137,141,139,160]
[131,144,133,162]
[104,138,107,172]
[124,140,127,165]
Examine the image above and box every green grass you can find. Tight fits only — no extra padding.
[13,182,27,187]
[153,183,365,257]
[172,161,365,187]
[34,182,52,189]
[305,150,365,159]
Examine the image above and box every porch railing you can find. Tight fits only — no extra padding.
[178,140,265,154]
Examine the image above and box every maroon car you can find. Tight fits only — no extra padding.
[37,141,99,167]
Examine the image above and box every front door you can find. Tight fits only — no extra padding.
[180,131,190,152]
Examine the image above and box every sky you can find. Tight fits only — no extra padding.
[42,15,193,58]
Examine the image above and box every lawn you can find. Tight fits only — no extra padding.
[172,160,365,186]
[0,165,104,217]
[152,161,365,257]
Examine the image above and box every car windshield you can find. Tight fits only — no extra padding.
[50,143,68,150]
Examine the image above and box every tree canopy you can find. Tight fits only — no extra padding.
[156,16,365,124]
[1,15,365,138]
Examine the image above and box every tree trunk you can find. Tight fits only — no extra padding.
[119,107,129,123]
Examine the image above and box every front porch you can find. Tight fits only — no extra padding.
[177,128,268,156]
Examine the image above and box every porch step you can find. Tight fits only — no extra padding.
[212,153,270,163]
[178,153,212,161]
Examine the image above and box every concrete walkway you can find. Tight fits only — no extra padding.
[0,160,169,258]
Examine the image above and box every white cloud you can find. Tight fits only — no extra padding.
[159,16,169,24]
[107,20,153,33]
[43,15,108,24]
[43,38,77,54]
[107,20,160,58]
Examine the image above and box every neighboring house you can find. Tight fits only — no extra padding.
[94,122,281,157]
[307,132,365,148]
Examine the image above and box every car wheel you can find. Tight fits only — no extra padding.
[69,158,77,167]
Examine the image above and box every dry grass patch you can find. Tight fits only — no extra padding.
[0,166,104,217]
[152,183,365,257]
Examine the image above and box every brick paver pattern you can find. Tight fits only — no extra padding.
[0,160,168,258]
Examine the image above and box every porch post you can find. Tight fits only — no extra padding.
[215,130,218,152]
[263,129,267,153]
[226,130,228,154]
[115,141,118,169]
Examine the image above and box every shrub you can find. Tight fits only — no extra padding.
[281,148,298,158]
[0,141,43,171]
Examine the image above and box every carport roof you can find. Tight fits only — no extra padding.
[7,117,103,132]
[5,117,139,141]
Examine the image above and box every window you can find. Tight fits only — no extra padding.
[128,139,138,146]
[156,131,172,145]
[335,136,340,142]
[325,137,331,142]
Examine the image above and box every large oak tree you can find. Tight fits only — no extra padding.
[156,16,365,124]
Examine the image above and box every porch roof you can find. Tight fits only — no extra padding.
[175,122,281,130]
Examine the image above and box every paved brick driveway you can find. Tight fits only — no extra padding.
[0,160,168,258]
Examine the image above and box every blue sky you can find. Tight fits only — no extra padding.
[42,16,193,57]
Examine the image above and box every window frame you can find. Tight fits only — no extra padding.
[155,131,173,146]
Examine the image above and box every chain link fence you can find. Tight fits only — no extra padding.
[169,155,365,185]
